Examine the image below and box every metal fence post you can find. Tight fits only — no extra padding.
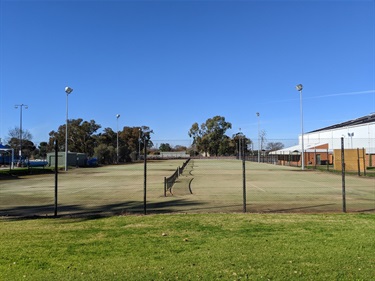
[54,140,58,217]
[164,177,166,197]
[341,137,346,213]
[242,138,246,213]
[143,138,147,215]
[362,148,366,176]
[357,148,361,176]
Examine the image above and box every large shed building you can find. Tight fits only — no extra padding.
[271,113,375,168]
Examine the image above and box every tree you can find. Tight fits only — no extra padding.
[39,141,48,154]
[94,126,154,163]
[96,127,117,147]
[188,122,206,156]
[119,126,153,162]
[218,135,232,156]
[94,144,116,164]
[48,118,101,157]
[20,139,36,159]
[266,142,284,152]
[260,130,267,151]
[48,119,153,164]
[174,145,187,152]
[159,143,172,152]
[138,126,154,149]
[7,126,33,141]
[232,132,252,156]
[232,132,253,155]
[119,127,140,156]
[93,128,118,164]
[189,116,232,156]
[33,142,48,159]
[6,127,36,159]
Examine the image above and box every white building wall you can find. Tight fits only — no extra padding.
[299,122,375,153]
[160,151,190,158]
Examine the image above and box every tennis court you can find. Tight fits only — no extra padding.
[0,159,374,217]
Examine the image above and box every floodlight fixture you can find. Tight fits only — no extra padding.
[296,84,303,92]
[15,104,28,110]
[65,86,73,94]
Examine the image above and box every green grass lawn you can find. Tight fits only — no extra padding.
[1,213,374,280]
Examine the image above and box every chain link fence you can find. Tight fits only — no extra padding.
[1,138,374,217]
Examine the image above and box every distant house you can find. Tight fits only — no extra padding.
[270,113,375,168]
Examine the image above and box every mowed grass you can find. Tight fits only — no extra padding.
[0,159,374,216]
[1,214,374,280]
[1,161,374,280]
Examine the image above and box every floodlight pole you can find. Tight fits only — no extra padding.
[256,112,260,163]
[116,114,120,164]
[296,84,305,170]
[15,104,28,161]
[65,86,73,171]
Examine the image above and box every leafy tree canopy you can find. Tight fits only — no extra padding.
[48,118,101,157]
[189,115,232,156]
[159,143,172,152]
[47,119,154,164]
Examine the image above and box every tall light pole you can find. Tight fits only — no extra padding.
[65,86,73,171]
[14,104,28,161]
[116,114,120,164]
[256,112,260,163]
[296,84,305,170]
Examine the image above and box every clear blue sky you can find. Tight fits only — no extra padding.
[1,0,374,148]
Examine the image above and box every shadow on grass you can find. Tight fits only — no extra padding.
[0,168,54,178]
[0,198,206,221]
[2,202,373,221]
[0,173,20,180]
[261,204,375,214]
[261,204,337,213]
[354,208,375,212]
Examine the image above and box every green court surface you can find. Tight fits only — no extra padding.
[1,159,374,217]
